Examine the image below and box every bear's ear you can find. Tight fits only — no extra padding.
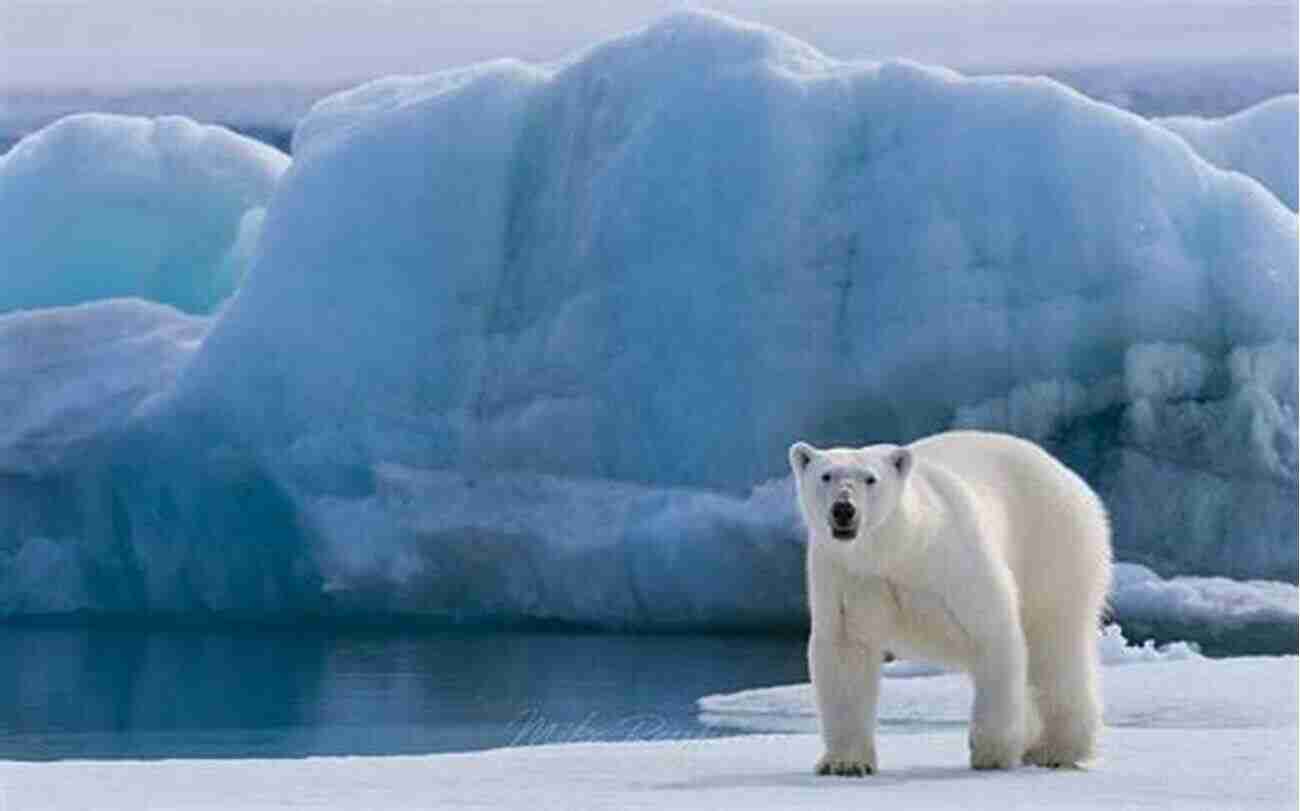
[889,447,913,479]
[789,441,818,474]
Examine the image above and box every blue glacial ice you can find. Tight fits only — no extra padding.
[1158,94,1298,211]
[0,12,1294,631]
[0,299,207,474]
[0,114,287,315]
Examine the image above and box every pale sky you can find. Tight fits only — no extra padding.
[2,1,1296,88]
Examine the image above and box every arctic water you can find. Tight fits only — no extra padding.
[0,626,808,760]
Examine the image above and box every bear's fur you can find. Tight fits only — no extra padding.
[789,430,1111,774]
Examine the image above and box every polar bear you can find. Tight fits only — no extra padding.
[789,430,1111,774]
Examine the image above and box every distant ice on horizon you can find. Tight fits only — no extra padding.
[2,0,1294,88]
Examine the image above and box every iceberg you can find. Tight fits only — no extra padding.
[1158,94,1298,210]
[0,12,1294,628]
[0,114,287,314]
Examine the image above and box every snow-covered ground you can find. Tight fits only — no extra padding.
[0,729,1292,810]
[2,635,1294,810]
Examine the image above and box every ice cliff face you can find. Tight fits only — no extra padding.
[0,12,1295,628]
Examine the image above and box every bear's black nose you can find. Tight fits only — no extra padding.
[831,501,856,525]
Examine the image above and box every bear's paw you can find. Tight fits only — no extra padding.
[815,752,876,777]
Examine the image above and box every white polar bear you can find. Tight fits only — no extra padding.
[789,430,1112,774]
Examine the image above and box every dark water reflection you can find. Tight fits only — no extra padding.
[0,627,806,760]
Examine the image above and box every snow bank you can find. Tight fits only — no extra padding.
[1095,622,1202,664]
[0,114,287,314]
[0,12,1294,627]
[1158,94,1298,210]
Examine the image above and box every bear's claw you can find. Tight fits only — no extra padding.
[815,755,875,777]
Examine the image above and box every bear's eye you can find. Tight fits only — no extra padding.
[864,474,877,486]
[820,473,831,483]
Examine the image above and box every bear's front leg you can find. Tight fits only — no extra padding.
[968,630,1029,770]
[809,633,882,777]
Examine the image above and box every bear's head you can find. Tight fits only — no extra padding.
[788,441,913,543]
